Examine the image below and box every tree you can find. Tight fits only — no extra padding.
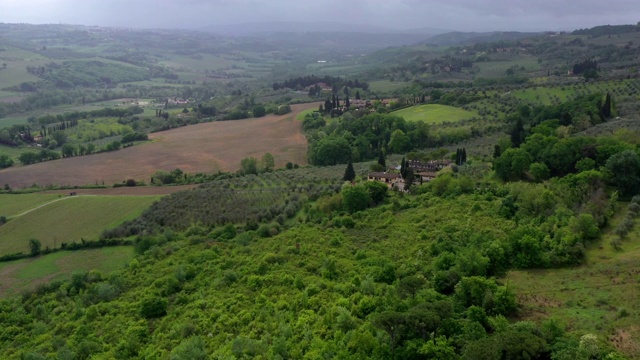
[139,296,167,318]
[606,150,640,197]
[261,152,275,172]
[240,157,258,175]
[252,104,266,117]
[371,311,407,359]
[378,151,386,168]
[364,181,388,204]
[19,152,39,165]
[51,130,68,146]
[388,129,410,154]
[61,143,76,158]
[29,238,41,256]
[170,337,207,360]
[494,148,532,182]
[510,118,524,148]
[404,168,415,191]
[343,160,356,182]
[602,93,611,118]
[342,184,371,213]
[529,162,550,182]
[0,154,14,169]
[355,91,361,100]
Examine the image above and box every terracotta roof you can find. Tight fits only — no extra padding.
[368,172,401,179]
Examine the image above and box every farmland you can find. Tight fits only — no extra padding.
[391,104,478,123]
[0,103,316,188]
[0,193,62,218]
[0,247,134,297]
[0,195,159,256]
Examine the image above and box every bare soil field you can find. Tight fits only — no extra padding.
[0,103,316,188]
[40,184,197,196]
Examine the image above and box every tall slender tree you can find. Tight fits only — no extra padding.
[343,160,356,182]
[378,151,386,168]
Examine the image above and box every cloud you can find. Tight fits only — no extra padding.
[0,0,639,31]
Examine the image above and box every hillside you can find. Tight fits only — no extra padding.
[2,21,640,360]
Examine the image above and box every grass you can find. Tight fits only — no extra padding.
[296,107,317,121]
[0,193,63,218]
[474,57,541,79]
[0,195,159,256]
[0,115,29,127]
[0,144,30,160]
[506,204,640,358]
[0,246,135,297]
[391,104,478,123]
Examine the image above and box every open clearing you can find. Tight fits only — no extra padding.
[391,104,478,123]
[0,195,159,256]
[0,247,134,297]
[507,205,640,358]
[0,103,316,188]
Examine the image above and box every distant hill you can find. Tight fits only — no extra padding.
[422,31,541,46]
[203,21,400,36]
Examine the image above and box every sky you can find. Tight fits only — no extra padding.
[1,0,639,32]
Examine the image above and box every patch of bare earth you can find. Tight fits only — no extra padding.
[609,327,640,358]
[40,185,197,196]
[0,103,317,188]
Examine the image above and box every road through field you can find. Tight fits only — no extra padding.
[0,103,318,188]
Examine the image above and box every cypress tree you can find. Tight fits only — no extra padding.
[602,93,612,119]
[462,148,467,164]
[378,151,386,168]
[493,145,501,158]
[343,160,356,182]
[510,119,524,148]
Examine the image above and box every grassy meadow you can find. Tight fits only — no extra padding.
[0,247,135,297]
[391,104,478,123]
[474,57,542,78]
[0,195,159,256]
[0,193,63,218]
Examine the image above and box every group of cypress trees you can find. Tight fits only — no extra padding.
[455,148,467,166]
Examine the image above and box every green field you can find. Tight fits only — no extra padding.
[0,193,63,218]
[0,246,135,297]
[474,56,541,78]
[0,144,30,160]
[296,107,317,120]
[392,104,478,123]
[369,80,411,92]
[0,195,159,256]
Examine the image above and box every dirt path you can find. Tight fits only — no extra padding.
[10,196,78,219]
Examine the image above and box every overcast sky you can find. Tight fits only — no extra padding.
[1,0,639,32]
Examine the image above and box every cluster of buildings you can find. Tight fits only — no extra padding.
[367,159,452,191]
